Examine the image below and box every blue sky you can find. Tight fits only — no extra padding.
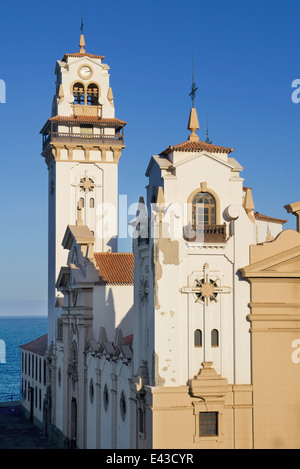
[1,0,300,314]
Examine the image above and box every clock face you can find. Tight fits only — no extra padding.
[79,66,92,78]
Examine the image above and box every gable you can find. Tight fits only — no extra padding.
[241,231,300,278]
[62,224,95,251]
[264,256,300,273]
[173,150,240,171]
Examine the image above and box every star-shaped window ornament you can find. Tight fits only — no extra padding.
[80,176,95,193]
[180,263,231,306]
[194,277,219,305]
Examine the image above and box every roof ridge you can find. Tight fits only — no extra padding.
[62,52,105,61]
[160,139,234,155]
[49,115,126,124]
[254,211,287,224]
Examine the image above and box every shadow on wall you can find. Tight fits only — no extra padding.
[93,286,134,344]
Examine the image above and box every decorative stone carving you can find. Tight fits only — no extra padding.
[139,274,149,305]
[80,176,95,193]
[68,341,78,382]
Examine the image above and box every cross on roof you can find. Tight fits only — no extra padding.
[189,54,198,108]
[81,7,84,34]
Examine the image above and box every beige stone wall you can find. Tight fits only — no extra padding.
[241,229,300,449]
[143,367,253,449]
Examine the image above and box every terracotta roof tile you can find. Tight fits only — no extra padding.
[94,252,134,285]
[40,115,127,134]
[49,115,126,126]
[254,211,287,225]
[20,334,48,356]
[123,334,133,347]
[62,52,105,61]
[160,140,234,155]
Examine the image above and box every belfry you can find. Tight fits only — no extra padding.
[40,32,126,344]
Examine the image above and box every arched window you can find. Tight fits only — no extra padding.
[103,384,109,411]
[89,198,94,208]
[89,378,94,404]
[73,82,85,105]
[194,329,202,347]
[211,329,219,347]
[120,391,126,421]
[87,83,99,106]
[79,197,84,208]
[192,192,216,226]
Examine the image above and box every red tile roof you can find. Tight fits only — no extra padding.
[254,211,287,225]
[20,334,48,356]
[123,334,133,347]
[40,115,126,134]
[49,115,126,126]
[62,52,105,61]
[94,252,134,285]
[160,140,234,155]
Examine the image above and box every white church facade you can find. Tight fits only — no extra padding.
[20,33,300,449]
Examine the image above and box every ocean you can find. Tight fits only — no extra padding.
[0,316,48,402]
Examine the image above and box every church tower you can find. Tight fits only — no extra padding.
[40,32,126,344]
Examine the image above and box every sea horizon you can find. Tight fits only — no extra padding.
[0,315,48,401]
[0,300,47,318]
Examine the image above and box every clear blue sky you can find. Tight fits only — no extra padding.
[1,0,300,314]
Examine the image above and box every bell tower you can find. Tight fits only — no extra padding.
[40,33,126,344]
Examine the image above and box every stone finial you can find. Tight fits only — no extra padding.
[187,107,200,142]
[77,199,83,226]
[243,187,255,223]
[284,201,300,233]
[107,87,114,104]
[58,84,64,103]
[157,186,165,210]
[79,33,86,53]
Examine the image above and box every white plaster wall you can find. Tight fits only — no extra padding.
[256,219,284,244]
[48,160,119,342]
[20,351,47,427]
[115,361,132,449]
[99,358,113,448]
[142,149,257,387]
[92,285,134,343]
[165,152,244,214]
[54,346,64,432]
[86,356,98,449]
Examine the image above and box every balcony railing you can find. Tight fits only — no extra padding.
[183,223,227,243]
[42,131,124,150]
